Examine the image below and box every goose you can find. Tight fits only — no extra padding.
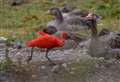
[47,7,92,32]
[80,13,120,59]
[83,13,108,57]
[98,28,120,49]
[60,4,89,18]
[62,8,89,19]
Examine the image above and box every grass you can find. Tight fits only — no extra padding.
[0,0,56,40]
[0,0,120,41]
[0,0,120,40]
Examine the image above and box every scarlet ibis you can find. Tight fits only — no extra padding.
[41,26,79,49]
[26,31,69,64]
[43,26,83,48]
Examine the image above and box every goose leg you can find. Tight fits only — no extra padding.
[45,49,56,65]
[27,47,34,62]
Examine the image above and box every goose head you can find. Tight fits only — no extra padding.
[43,26,58,35]
[48,7,63,22]
[42,26,71,40]
[85,13,99,26]
[85,13,99,36]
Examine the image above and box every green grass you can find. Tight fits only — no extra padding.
[0,0,120,41]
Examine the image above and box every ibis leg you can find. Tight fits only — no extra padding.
[45,49,56,65]
[27,47,34,62]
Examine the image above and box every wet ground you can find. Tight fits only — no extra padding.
[87,59,120,82]
[0,44,93,82]
[1,42,120,82]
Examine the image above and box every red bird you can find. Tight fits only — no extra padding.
[26,31,69,64]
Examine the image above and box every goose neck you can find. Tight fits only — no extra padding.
[91,20,98,37]
[56,11,63,23]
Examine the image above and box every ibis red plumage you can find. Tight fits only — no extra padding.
[26,31,69,64]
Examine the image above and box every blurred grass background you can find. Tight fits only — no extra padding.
[0,0,120,41]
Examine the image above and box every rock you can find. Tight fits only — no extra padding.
[32,75,37,78]
[68,62,72,65]
[0,37,7,41]
[61,63,67,68]
[71,67,76,70]
[51,65,59,72]
[69,71,75,74]
[41,66,46,69]
[76,58,80,63]
[98,57,105,60]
